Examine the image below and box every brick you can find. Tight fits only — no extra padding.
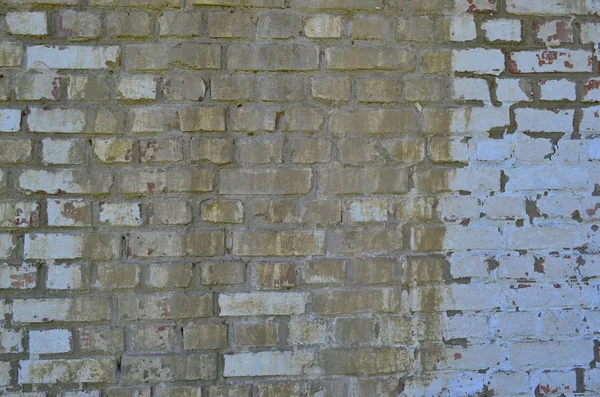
[357,79,398,103]
[79,328,123,354]
[128,231,224,257]
[284,108,323,132]
[0,201,39,228]
[396,17,435,42]
[351,15,388,40]
[311,77,350,101]
[312,289,399,315]
[117,75,156,100]
[12,297,110,323]
[27,46,119,70]
[93,139,133,163]
[47,199,92,227]
[125,44,221,71]
[330,229,402,255]
[219,292,307,316]
[30,329,71,354]
[0,263,36,289]
[95,264,139,289]
[183,323,228,350]
[90,0,183,6]
[155,385,201,397]
[130,325,176,352]
[301,259,345,285]
[453,49,504,75]
[228,45,319,71]
[140,139,183,163]
[148,201,191,225]
[19,359,115,384]
[202,200,244,223]
[99,202,142,226]
[260,76,304,102]
[119,294,212,321]
[6,12,48,36]
[42,138,86,165]
[19,169,112,195]
[348,199,388,223]
[290,138,331,164]
[224,351,317,377]
[326,48,414,70]
[0,139,32,164]
[211,75,255,101]
[0,42,23,67]
[179,107,226,132]
[208,385,252,397]
[209,13,254,38]
[67,76,110,100]
[509,50,592,73]
[322,348,409,375]
[258,14,301,39]
[220,169,311,195]
[319,167,408,194]
[122,354,216,383]
[482,19,521,42]
[200,261,246,285]
[118,169,213,195]
[235,321,278,347]
[293,0,382,9]
[107,12,152,38]
[56,11,102,38]
[253,262,295,289]
[233,231,325,256]
[163,74,206,101]
[193,0,283,6]
[159,12,203,37]
[238,137,283,163]
[147,263,192,288]
[190,137,235,164]
[304,15,342,38]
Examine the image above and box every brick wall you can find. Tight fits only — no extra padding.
[0,0,599,395]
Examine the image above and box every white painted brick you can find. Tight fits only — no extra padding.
[28,108,85,133]
[531,370,576,395]
[347,198,388,222]
[514,108,574,133]
[402,372,486,397]
[440,344,506,371]
[413,284,502,312]
[453,49,505,75]
[6,12,47,36]
[515,137,553,162]
[505,226,588,250]
[0,329,23,354]
[581,106,600,133]
[0,109,21,132]
[451,106,510,133]
[496,79,531,103]
[581,22,600,44]
[509,49,592,73]
[47,263,85,290]
[511,340,593,368]
[487,372,530,396]
[18,170,112,195]
[42,138,85,165]
[482,19,521,42]
[506,282,597,309]
[505,166,588,191]
[484,196,524,219]
[19,358,114,384]
[438,196,481,222]
[224,351,317,377]
[449,16,476,42]
[454,0,496,13]
[444,226,503,250]
[540,79,576,101]
[219,292,307,316]
[30,329,71,354]
[443,313,488,341]
[0,263,36,289]
[117,75,157,100]
[450,168,501,192]
[447,252,490,279]
[476,139,511,161]
[507,0,600,15]
[452,78,490,102]
[99,202,142,226]
[25,234,82,260]
[26,46,120,70]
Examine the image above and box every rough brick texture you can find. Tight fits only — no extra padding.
[0,0,599,395]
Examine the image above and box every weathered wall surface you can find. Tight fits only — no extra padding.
[0,0,599,395]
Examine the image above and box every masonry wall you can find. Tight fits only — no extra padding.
[0,0,599,395]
